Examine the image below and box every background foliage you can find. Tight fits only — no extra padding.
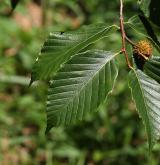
[1,0,160,164]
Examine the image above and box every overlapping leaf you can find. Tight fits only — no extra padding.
[138,0,150,17]
[31,24,118,83]
[126,15,146,33]
[46,50,118,132]
[129,69,160,150]
[138,15,160,50]
[138,0,160,27]
[10,0,20,10]
[125,15,160,53]
[144,56,160,83]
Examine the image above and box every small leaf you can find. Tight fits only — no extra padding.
[126,15,160,53]
[31,24,118,83]
[149,0,160,27]
[144,56,160,83]
[10,0,20,10]
[139,15,160,51]
[138,0,150,17]
[127,15,146,34]
[138,0,160,27]
[128,69,160,150]
[46,50,119,132]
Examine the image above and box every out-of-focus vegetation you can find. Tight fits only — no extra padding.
[0,0,160,164]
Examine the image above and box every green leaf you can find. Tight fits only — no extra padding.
[126,15,146,34]
[144,56,160,83]
[138,0,151,17]
[125,15,160,53]
[46,50,119,132]
[31,24,118,83]
[149,0,160,27]
[138,0,160,27]
[138,15,160,51]
[128,69,160,150]
[10,0,20,10]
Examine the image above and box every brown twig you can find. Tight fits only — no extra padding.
[119,0,132,69]
[125,36,136,46]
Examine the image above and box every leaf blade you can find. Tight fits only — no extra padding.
[125,15,160,53]
[31,24,118,82]
[46,50,119,132]
[128,69,160,150]
[10,0,20,10]
[144,56,160,83]
[138,0,160,27]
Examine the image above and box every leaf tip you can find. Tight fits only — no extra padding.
[10,0,20,10]
[148,140,155,154]
[45,125,52,134]
[28,78,34,87]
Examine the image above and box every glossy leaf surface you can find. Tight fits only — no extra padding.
[46,50,118,132]
[31,24,118,82]
[129,69,160,150]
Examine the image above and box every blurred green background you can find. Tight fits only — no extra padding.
[0,0,160,164]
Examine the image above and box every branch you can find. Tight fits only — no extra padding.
[125,36,136,46]
[0,74,39,86]
[119,0,132,68]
